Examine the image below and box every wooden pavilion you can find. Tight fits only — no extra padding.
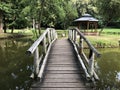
[74,14,99,35]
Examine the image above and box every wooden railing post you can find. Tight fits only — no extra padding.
[74,30,77,43]
[33,47,39,78]
[53,29,56,40]
[68,28,100,81]
[47,30,51,44]
[71,30,73,40]
[79,37,83,54]
[69,30,72,40]
[51,29,54,41]
[27,28,57,80]
[68,30,70,39]
[89,49,95,76]
[43,36,47,54]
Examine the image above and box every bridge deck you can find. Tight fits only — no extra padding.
[30,38,92,90]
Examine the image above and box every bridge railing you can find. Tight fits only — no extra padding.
[27,28,57,80]
[68,28,100,81]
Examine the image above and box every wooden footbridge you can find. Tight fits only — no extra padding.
[27,28,100,90]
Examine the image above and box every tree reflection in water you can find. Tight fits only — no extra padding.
[0,38,33,90]
[96,48,120,90]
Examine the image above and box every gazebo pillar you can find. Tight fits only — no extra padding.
[78,23,80,29]
[94,22,97,32]
[87,21,89,33]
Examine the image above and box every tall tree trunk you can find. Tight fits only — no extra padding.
[38,0,45,35]
[0,11,3,33]
[11,27,14,33]
[3,15,7,33]
[33,18,38,38]
[99,20,111,36]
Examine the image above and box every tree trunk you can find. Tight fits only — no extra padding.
[11,27,14,33]
[38,0,45,35]
[0,11,3,33]
[99,20,111,36]
[3,15,7,33]
[33,18,38,38]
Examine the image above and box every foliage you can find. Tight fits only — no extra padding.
[96,0,120,25]
[0,0,120,34]
[75,0,98,16]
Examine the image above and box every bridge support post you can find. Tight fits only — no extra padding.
[89,49,95,77]
[48,30,51,44]
[33,47,39,79]
[79,37,83,54]
[73,30,77,43]
[43,36,47,54]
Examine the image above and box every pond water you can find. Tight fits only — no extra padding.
[0,38,120,90]
[96,48,120,90]
[0,38,33,90]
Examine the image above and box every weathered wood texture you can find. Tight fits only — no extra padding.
[68,28,100,80]
[30,39,92,90]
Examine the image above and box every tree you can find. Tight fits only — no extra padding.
[0,0,11,33]
[62,0,78,29]
[0,10,3,33]
[42,0,77,29]
[75,0,97,17]
[96,0,120,34]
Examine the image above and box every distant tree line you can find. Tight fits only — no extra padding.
[0,0,120,34]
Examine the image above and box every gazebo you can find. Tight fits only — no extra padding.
[74,14,98,35]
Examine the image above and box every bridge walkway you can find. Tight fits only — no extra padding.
[30,38,92,90]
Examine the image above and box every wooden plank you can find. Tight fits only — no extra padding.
[30,88,91,90]
[44,70,83,74]
[30,38,92,90]
[46,67,79,71]
[48,56,76,60]
[44,74,81,79]
[43,78,83,83]
[47,64,79,67]
[32,82,86,88]
[47,62,77,64]
[47,61,76,64]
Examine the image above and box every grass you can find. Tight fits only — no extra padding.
[0,29,68,39]
[56,30,68,38]
[0,28,120,48]
[100,28,120,33]
[86,35,120,48]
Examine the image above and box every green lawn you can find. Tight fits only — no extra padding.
[100,28,120,33]
[86,35,120,48]
[0,28,120,48]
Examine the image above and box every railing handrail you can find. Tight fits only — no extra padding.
[68,28,100,81]
[27,28,57,54]
[71,28,100,57]
[26,28,57,79]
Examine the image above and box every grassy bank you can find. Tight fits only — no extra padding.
[86,35,120,48]
[0,28,119,48]
[55,28,120,48]
[0,29,68,39]
[86,28,120,48]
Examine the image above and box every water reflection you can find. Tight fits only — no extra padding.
[96,48,120,90]
[0,38,33,90]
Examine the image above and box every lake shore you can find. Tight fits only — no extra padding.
[86,34,120,48]
[0,28,120,48]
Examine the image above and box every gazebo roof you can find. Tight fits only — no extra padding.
[74,14,98,22]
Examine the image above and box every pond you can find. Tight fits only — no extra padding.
[0,38,120,90]
[96,48,120,90]
[0,38,33,90]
